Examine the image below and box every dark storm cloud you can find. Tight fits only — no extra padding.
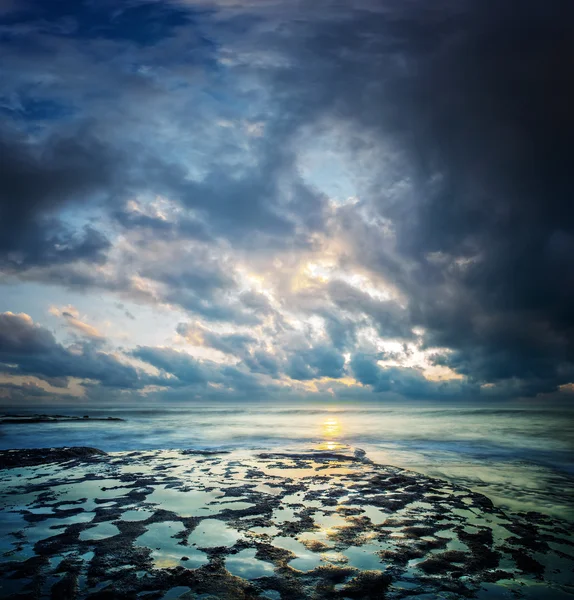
[141,132,329,247]
[286,345,346,381]
[255,0,574,395]
[177,319,348,383]
[394,0,574,395]
[132,346,207,385]
[244,351,280,378]
[202,332,256,356]
[0,312,143,388]
[132,344,270,393]
[176,321,281,377]
[350,353,469,399]
[0,381,55,399]
[327,280,412,340]
[219,364,266,393]
[0,0,327,272]
[0,126,114,268]
[0,0,195,45]
[0,0,227,270]
[164,289,262,326]
[113,209,213,243]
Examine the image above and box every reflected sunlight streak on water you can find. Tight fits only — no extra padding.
[318,416,345,451]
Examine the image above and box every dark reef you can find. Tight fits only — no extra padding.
[0,448,572,599]
[0,415,124,425]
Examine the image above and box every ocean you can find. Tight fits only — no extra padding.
[1,402,573,521]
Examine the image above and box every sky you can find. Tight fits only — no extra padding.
[0,0,573,405]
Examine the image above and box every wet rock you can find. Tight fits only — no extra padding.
[0,447,107,469]
[0,448,571,600]
[418,550,469,574]
[50,572,78,600]
[0,414,124,425]
[339,571,392,599]
[507,548,546,578]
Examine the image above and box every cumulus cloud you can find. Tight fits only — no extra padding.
[0,312,142,389]
[132,346,206,385]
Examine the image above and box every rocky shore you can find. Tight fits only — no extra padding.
[0,447,572,599]
[0,415,124,426]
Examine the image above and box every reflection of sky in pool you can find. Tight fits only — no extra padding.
[226,548,275,579]
[135,521,208,568]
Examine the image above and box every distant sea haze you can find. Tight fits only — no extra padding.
[1,402,573,521]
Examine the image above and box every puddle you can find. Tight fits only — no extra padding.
[50,480,130,503]
[393,579,420,590]
[248,525,280,537]
[0,490,44,509]
[253,483,283,496]
[274,536,323,571]
[57,500,117,512]
[25,512,95,545]
[120,509,154,521]
[226,548,275,579]
[162,586,192,599]
[312,510,347,529]
[261,591,281,600]
[435,528,469,552]
[359,505,387,525]
[188,519,242,548]
[344,543,386,570]
[146,485,225,517]
[26,507,54,515]
[0,511,29,554]
[135,521,208,568]
[80,550,95,562]
[216,500,255,512]
[272,506,298,523]
[79,522,120,541]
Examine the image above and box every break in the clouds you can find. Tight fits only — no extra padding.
[1,0,573,404]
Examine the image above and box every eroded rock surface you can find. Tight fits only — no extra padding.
[0,448,572,599]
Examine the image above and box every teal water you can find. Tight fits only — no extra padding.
[1,402,573,520]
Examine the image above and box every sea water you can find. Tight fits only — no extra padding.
[0,401,572,520]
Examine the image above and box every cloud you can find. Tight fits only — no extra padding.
[286,344,346,381]
[0,312,142,389]
[176,321,256,356]
[1,0,573,401]
[249,0,574,396]
[49,305,104,340]
[0,126,114,269]
[350,352,471,399]
[132,344,273,395]
[132,346,206,385]
[327,280,412,340]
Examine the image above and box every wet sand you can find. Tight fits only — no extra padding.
[0,447,573,599]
